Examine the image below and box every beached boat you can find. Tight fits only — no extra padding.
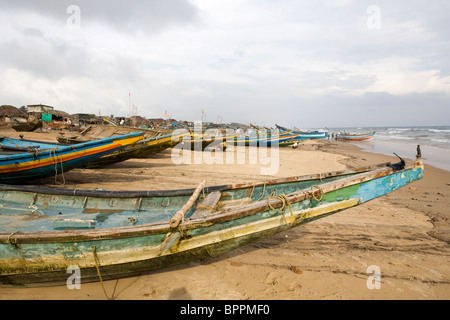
[0,133,184,169]
[279,139,309,147]
[232,132,303,147]
[0,137,69,152]
[0,156,423,287]
[182,132,241,151]
[275,124,328,139]
[56,125,174,144]
[336,131,376,141]
[0,132,144,184]
[12,119,43,132]
[84,133,186,168]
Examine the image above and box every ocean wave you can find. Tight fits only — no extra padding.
[376,135,415,140]
[387,128,411,131]
[387,130,409,134]
[430,138,450,144]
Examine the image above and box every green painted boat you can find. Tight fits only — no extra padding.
[0,157,423,287]
[279,139,310,147]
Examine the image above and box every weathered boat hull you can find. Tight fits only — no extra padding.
[0,160,423,287]
[0,133,183,169]
[0,133,144,184]
[12,120,43,132]
[232,132,303,147]
[56,125,174,144]
[279,139,309,147]
[275,124,329,139]
[337,131,376,141]
[83,133,185,168]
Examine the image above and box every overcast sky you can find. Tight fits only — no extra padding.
[0,0,448,128]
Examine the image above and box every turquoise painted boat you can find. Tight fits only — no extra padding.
[275,124,329,139]
[0,133,144,184]
[0,137,69,152]
[0,156,423,287]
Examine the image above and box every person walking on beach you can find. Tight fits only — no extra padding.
[416,145,422,159]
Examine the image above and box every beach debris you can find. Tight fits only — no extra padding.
[230,261,243,267]
[143,290,157,297]
[409,186,418,190]
[289,266,303,275]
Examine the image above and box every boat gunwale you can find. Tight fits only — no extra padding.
[0,160,422,244]
[0,161,393,198]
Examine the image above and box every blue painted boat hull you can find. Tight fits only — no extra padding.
[0,132,144,184]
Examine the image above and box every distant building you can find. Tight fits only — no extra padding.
[130,116,150,128]
[147,118,165,128]
[26,104,71,127]
[72,113,101,126]
[26,104,54,114]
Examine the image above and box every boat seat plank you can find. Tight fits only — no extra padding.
[190,191,222,220]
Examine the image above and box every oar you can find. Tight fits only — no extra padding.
[170,180,207,228]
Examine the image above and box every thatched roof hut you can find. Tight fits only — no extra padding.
[0,105,28,119]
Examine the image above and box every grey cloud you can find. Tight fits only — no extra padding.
[0,30,89,80]
[0,0,200,33]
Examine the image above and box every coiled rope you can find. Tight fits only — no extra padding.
[266,191,294,226]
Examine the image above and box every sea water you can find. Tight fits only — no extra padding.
[325,126,450,172]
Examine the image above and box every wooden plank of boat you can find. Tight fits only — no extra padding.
[170,180,207,228]
[0,158,423,287]
[190,191,222,219]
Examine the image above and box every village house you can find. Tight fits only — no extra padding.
[0,105,28,125]
[26,104,72,127]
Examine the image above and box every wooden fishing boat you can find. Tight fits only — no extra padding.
[0,137,70,152]
[0,156,423,287]
[182,133,241,151]
[279,139,309,147]
[232,132,302,147]
[0,132,144,184]
[56,125,174,144]
[336,131,376,141]
[12,119,43,132]
[275,124,328,139]
[0,133,185,169]
[84,133,187,168]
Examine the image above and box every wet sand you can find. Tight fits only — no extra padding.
[0,129,449,300]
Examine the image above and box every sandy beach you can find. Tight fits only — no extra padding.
[0,128,449,300]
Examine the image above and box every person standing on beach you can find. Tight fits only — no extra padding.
[416,145,422,159]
